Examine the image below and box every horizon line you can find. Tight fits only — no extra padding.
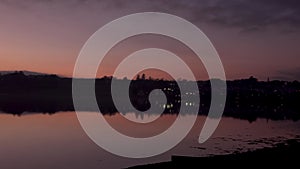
[0,70,299,82]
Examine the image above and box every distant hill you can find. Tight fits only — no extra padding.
[0,70,65,77]
[0,70,50,76]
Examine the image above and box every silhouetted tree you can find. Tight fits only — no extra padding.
[141,73,146,80]
[136,74,141,80]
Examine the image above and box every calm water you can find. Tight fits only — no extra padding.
[0,111,299,169]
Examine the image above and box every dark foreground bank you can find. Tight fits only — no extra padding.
[127,138,300,168]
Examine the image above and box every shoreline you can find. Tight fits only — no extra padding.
[127,138,300,168]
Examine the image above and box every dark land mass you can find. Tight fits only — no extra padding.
[0,71,300,122]
[126,138,300,168]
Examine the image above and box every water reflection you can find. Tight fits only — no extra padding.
[0,111,299,169]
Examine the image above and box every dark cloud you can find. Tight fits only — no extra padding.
[117,0,300,32]
[1,0,300,32]
[276,67,300,81]
[153,0,300,32]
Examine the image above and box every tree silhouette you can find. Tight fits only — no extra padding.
[136,74,141,80]
[141,73,146,80]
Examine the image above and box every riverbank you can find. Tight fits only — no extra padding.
[127,138,300,168]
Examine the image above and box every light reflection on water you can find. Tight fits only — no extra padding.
[0,111,299,169]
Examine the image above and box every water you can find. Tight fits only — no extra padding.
[0,111,299,169]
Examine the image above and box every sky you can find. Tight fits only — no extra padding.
[0,0,300,80]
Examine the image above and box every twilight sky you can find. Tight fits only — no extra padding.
[0,0,300,80]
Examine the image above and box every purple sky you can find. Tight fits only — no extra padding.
[0,0,300,80]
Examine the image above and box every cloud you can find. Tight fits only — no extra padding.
[155,0,300,32]
[276,67,300,81]
[1,0,300,32]
[116,0,300,32]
